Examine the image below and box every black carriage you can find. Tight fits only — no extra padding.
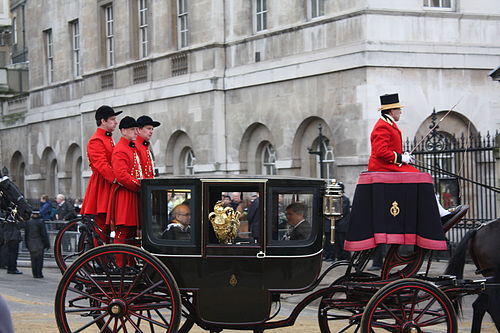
[52,174,484,332]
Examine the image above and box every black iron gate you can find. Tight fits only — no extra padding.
[404,110,499,249]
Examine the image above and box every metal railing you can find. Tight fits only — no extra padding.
[405,110,498,252]
[19,219,81,259]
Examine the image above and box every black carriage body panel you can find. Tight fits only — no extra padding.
[140,176,325,323]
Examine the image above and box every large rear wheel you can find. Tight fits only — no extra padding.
[360,278,457,333]
[55,244,181,333]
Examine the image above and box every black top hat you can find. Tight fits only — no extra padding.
[119,116,138,129]
[95,105,123,121]
[378,93,404,111]
[137,115,161,128]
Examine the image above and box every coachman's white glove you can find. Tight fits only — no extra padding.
[402,152,415,164]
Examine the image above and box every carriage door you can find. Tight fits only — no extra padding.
[198,180,271,324]
[202,180,265,257]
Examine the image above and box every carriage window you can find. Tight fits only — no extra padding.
[150,189,192,241]
[271,192,314,242]
[206,185,262,246]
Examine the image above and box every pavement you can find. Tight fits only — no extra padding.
[2,256,498,332]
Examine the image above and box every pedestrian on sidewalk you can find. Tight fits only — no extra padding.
[22,210,50,278]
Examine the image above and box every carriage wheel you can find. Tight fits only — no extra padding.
[318,274,368,333]
[360,278,457,333]
[54,217,90,273]
[55,244,181,333]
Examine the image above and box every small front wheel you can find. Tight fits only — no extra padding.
[360,278,457,333]
[55,244,181,333]
[54,217,90,273]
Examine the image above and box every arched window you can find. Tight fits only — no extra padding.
[49,159,59,197]
[315,139,335,179]
[262,143,277,175]
[184,149,195,175]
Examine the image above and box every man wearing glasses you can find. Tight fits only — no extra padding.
[162,204,191,240]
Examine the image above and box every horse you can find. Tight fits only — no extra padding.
[0,171,32,222]
[444,217,500,332]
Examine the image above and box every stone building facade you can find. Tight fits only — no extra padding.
[0,0,499,201]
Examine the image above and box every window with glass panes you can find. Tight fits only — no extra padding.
[177,0,188,48]
[315,140,335,179]
[255,0,267,31]
[45,29,54,83]
[71,20,80,77]
[105,5,114,66]
[185,149,195,175]
[423,0,452,8]
[310,0,324,18]
[262,144,277,175]
[12,17,17,44]
[139,0,148,58]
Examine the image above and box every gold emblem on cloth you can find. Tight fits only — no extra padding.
[229,274,238,287]
[208,201,241,244]
[390,201,400,217]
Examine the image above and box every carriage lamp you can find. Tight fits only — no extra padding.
[323,179,344,245]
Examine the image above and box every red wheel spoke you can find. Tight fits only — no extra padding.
[129,309,172,329]
[120,317,129,333]
[130,301,173,312]
[64,305,107,314]
[395,291,407,321]
[79,268,114,301]
[125,313,145,333]
[99,315,113,333]
[128,280,165,304]
[380,302,404,324]
[408,288,419,320]
[417,313,449,327]
[71,311,109,333]
[67,286,109,307]
[414,297,437,323]
[125,264,148,296]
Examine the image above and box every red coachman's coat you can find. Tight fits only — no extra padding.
[368,115,419,172]
[80,128,115,215]
[107,137,142,228]
[135,136,155,179]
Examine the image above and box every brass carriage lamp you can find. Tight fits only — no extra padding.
[323,179,344,244]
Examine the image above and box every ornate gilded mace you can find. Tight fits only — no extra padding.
[208,200,241,244]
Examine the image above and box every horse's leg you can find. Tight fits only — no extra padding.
[488,287,500,331]
[471,293,488,333]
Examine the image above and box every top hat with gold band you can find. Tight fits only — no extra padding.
[378,93,404,111]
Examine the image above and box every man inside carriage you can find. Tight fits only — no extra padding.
[344,93,466,253]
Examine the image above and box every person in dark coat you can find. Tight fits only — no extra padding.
[2,219,22,274]
[247,193,260,241]
[39,194,52,221]
[22,210,50,278]
[55,194,76,221]
[283,202,311,241]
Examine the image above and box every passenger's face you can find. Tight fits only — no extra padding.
[137,125,154,141]
[175,206,191,226]
[102,116,118,132]
[231,192,241,203]
[285,209,303,226]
